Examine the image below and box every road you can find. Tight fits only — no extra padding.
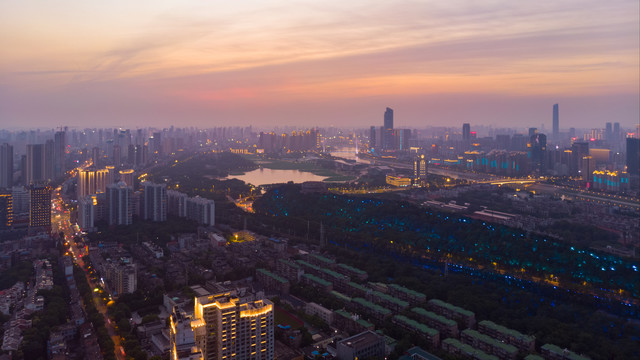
[52,184,124,360]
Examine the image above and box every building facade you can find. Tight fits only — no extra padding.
[192,292,274,360]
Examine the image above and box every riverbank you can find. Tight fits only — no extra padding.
[241,155,356,182]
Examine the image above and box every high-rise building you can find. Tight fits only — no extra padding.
[26,144,47,185]
[0,143,13,188]
[106,181,133,226]
[45,139,55,180]
[627,138,640,177]
[167,190,189,218]
[170,308,202,360]
[77,168,110,199]
[382,107,394,150]
[192,292,274,360]
[78,195,97,232]
[0,191,13,231]
[29,183,52,233]
[384,107,394,130]
[369,126,376,150]
[605,122,613,143]
[112,264,137,295]
[528,133,547,172]
[119,169,135,187]
[462,123,471,141]
[11,186,30,215]
[141,181,167,222]
[91,147,101,167]
[414,154,428,181]
[552,104,559,139]
[54,131,66,178]
[186,196,215,226]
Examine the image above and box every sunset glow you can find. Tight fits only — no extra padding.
[1,0,638,128]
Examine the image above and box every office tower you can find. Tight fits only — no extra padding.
[45,139,55,180]
[528,133,547,172]
[397,128,411,150]
[462,123,471,141]
[119,169,135,187]
[141,181,167,222]
[383,107,394,150]
[11,186,29,215]
[337,331,385,360]
[25,144,47,185]
[91,147,100,166]
[605,122,613,143]
[112,145,122,166]
[29,183,52,233]
[0,143,13,188]
[105,165,117,185]
[77,168,110,199]
[579,155,596,183]
[384,107,394,130]
[571,141,589,176]
[369,126,376,150]
[414,154,428,180]
[186,196,215,226]
[193,292,274,360]
[106,181,133,226]
[54,131,66,178]
[528,128,537,138]
[0,191,13,231]
[552,104,559,139]
[627,138,640,177]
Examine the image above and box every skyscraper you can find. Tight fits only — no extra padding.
[369,126,376,150]
[528,133,547,172]
[192,292,274,360]
[552,104,559,139]
[0,143,13,188]
[29,183,52,233]
[54,131,66,178]
[384,107,394,130]
[462,123,471,141]
[77,168,110,199]
[605,122,613,143]
[106,181,133,226]
[414,154,428,181]
[141,181,167,222]
[26,144,47,185]
[627,138,640,177]
[382,107,394,150]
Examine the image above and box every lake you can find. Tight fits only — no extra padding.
[225,168,328,186]
[329,147,370,163]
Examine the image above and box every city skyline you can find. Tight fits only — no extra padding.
[1,1,638,129]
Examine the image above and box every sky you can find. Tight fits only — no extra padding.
[1,0,638,130]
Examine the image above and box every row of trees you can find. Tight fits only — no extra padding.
[252,185,639,299]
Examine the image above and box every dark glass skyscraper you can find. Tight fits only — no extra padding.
[462,123,470,141]
[384,107,394,130]
[0,143,13,188]
[552,104,559,139]
[627,138,639,177]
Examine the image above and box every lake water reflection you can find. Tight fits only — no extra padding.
[225,168,327,186]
